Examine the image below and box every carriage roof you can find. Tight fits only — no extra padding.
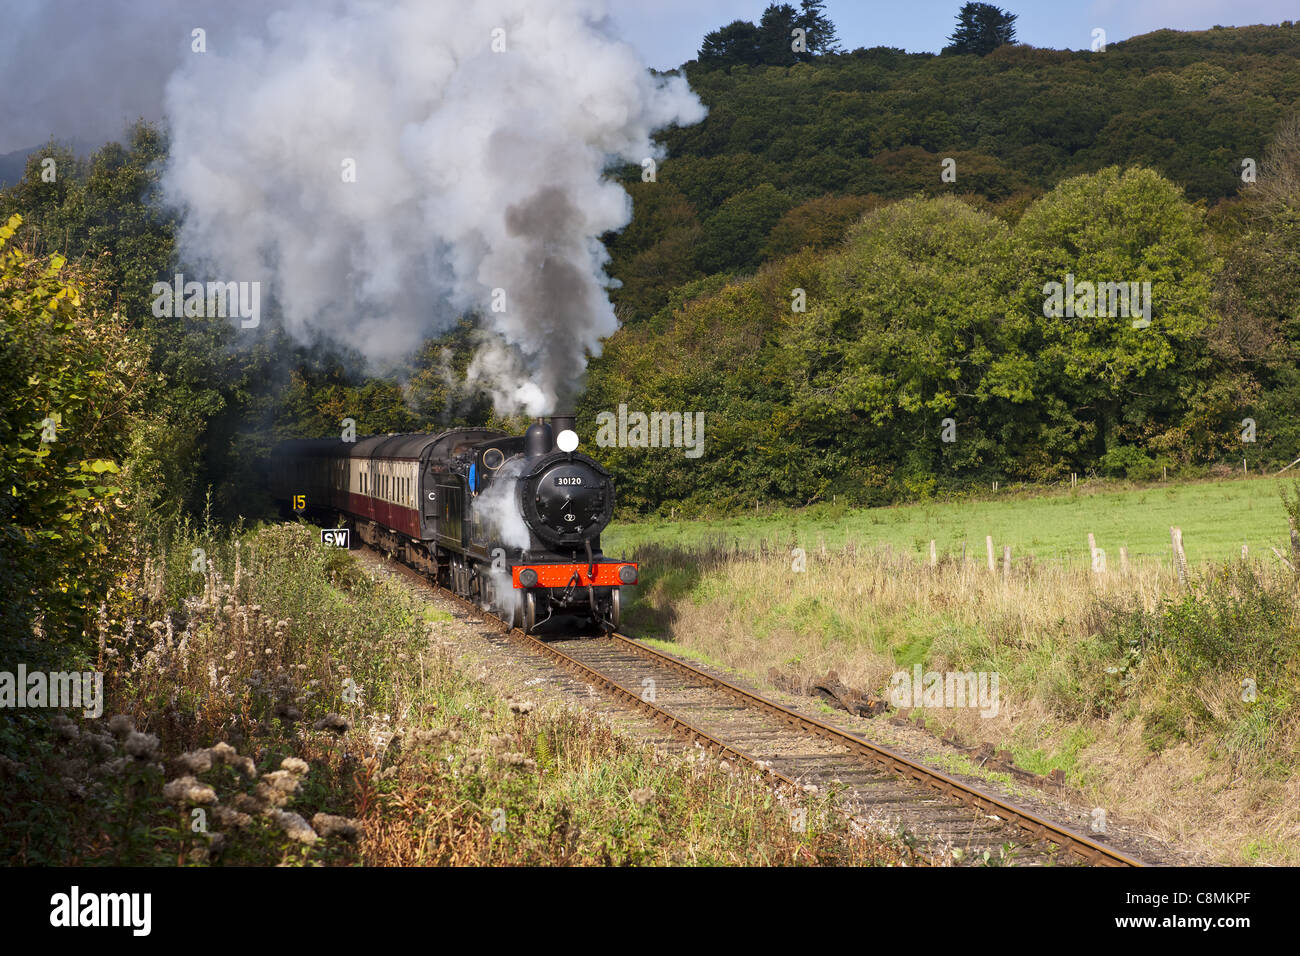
[272,428,509,462]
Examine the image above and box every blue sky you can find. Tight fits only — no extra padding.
[609,0,1300,69]
[1,0,1295,154]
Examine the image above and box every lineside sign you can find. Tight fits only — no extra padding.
[321,528,350,548]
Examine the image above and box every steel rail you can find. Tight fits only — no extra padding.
[606,631,1143,867]
[365,545,1143,867]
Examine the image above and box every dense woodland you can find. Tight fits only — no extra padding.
[4,16,1300,644]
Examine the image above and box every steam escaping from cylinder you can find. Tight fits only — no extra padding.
[159,0,705,414]
[472,474,531,551]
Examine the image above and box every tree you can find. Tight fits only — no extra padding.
[1011,167,1220,467]
[942,3,1017,56]
[698,1,842,67]
[761,194,879,258]
[695,183,794,274]
[698,19,763,67]
[1218,110,1300,462]
[0,215,148,649]
[785,196,1020,493]
[757,4,802,67]
[798,0,842,55]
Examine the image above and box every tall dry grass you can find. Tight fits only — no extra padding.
[1,522,904,867]
[628,540,1300,863]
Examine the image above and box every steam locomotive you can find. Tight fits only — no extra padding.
[269,416,636,632]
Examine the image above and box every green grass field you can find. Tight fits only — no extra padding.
[605,474,1296,566]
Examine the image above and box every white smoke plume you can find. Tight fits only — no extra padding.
[160,0,705,414]
[471,477,532,552]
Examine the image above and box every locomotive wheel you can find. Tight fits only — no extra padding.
[607,588,621,633]
[523,592,537,634]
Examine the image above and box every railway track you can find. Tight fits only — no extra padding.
[368,546,1145,867]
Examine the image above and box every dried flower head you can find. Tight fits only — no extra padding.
[175,749,214,774]
[231,792,265,816]
[213,805,253,829]
[311,813,359,841]
[210,741,258,777]
[107,714,135,739]
[82,732,115,759]
[411,728,448,748]
[280,757,309,776]
[501,752,536,772]
[163,776,217,805]
[273,702,303,723]
[271,809,318,845]
[254,769,302,808]
[313,713,350,735]
[124,731,160,761]
[51,715,79,740]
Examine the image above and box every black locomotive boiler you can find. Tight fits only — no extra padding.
[269,416,636,632]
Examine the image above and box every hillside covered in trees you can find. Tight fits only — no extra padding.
[586,20,1300,510]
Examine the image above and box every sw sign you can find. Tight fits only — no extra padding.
[321,528,351,548]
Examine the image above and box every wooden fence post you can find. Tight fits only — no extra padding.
[986,535,995,572]
[929,540,937,568]
[1002,545,1011,579]
[1088,533,1106,574]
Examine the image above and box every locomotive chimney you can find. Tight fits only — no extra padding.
[549,413,576,437]
[525,420,554,458]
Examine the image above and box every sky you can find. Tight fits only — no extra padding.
[609,0,1299,69]
[1,0,1296,153]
